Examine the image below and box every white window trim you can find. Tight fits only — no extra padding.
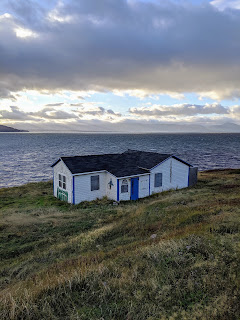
[59,174,66,190]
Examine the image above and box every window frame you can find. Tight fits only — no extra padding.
[91,175,100,191]
[59,174,62,188]
[121,179,128,193]
[59,174,66,190]
[154,173,163,188]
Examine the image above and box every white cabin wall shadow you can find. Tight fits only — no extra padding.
[53,160,73,203]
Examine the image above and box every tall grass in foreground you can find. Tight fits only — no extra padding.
[0,170,240,319]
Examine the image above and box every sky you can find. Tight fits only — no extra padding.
[1,0,240,132]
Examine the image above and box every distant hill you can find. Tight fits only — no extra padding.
[0,125,28,132]
[210,122,240,133]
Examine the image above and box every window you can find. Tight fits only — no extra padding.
[121,185,128,193]
[59,174,66,189]
[154,173,162,187]
[121,179,128,193]
[91,175,100,191]
[62,175,66,189]
[59,174,62,188]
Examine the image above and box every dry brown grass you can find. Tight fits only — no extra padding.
[0,170,240,319]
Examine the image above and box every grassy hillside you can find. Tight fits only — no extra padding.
[0,170,240,320]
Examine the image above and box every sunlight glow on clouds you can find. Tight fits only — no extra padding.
[14,27,38,38]
[0,0,240,131]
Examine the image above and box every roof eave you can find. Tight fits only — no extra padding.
[51,158,62,167]
[116,172,150,179]
[172,155,192,167]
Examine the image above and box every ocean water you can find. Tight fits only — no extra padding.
[0,133,239,188]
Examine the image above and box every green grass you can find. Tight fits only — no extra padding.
[0,170,240,319]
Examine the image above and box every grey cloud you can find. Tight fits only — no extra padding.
[76,106,121,117]
[76,106,105,116]
[0,106,77,121]
[0,105,121,121]
[0,106,35,120]
[45,102,64,107]
[70,103,84,106]
[107,109,121,117]
[1,1,240,98]
[32,107,78,119]
[129,103,229,117]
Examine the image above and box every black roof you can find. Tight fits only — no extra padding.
[51,150,192,177]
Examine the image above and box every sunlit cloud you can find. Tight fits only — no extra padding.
[211,0,240,11]
[129,103,229,119]
[14,27,38,38]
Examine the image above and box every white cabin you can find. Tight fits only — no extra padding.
[51,150,198,204]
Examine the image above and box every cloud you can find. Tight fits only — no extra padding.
[129,103,229,118]
[0,105,121,122]
[211,0,240,11]
[45,102,64,107]
[70,103,84,106]
[75,105,122,117]
[229,104,240,118]
[0,1,240,99]
[0,106,35,120]
[32,107,78,120]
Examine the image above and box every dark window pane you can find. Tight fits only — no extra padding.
[59,180,62,187]
[63,176,66,182]
[59,174,62,181]
[121,184,128,193]
[91,175,100,191]
[154,173,162,187]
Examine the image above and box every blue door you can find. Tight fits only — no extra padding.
[131,177,139,200]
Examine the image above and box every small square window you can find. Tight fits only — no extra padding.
[154,173,162,187]
[91,175,99,191]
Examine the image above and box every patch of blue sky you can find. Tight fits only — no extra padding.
[220,98,240,107]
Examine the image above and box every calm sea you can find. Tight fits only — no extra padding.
[0,133,239,188]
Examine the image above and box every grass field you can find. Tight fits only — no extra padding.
[0,170,240,320]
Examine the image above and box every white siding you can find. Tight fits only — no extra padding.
[53,160,73,203]
[106,173,117,201]
[139,175,150,198]
[74,172,107,204]
[150,157,189,195]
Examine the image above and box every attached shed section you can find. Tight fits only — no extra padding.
[51,150,197,204]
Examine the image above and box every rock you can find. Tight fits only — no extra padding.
[150,234,157,239]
